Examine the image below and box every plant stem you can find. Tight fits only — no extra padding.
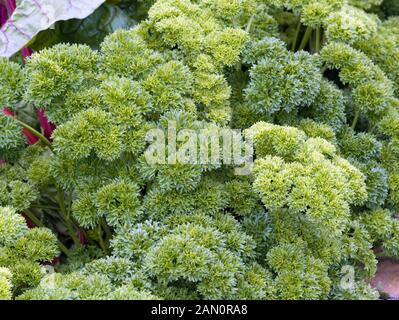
[56,241,71,258]
[245,14,255,33]
[100,218,112,243]
[68,216,96,246]
[315,26,321,53]
[57,187,81,247]
[291,19,302,51]
[23,209,43,228]
[10,116,53,150]
[67,191,73,217]
[298,26,313,51]
[23,209,70,257]
[97,224,110,255]
[30,204,60,210]
[351,109,360,130]
[57,187,70,220]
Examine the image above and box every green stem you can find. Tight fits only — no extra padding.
[298,26,313,51]
[291,19,302,51]
[97,224,110,255]
[57,187,69,219]
[23,209,44,228]
[67,192,73,217]
[351,109,360,130]
[369,124,378,134]
[56,241,71,258]
[30,204,60,210]
[245,14,255,33]
[375,251,388,259]
[315,26,321,53]
[69,216,96,246]
[100,218,112,243]
[23,209,70,257]
[57,187,81,247]
[10,116,53,150]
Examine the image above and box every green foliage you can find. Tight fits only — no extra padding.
[354,18,399,95]
[348,0,383,10]
[324,5,379,44]
[111,212,265,299]
[244,37,322,116]
[95,179,142,226]
[17,270,160,300]
[0,59,25,108]
[0,114,26,163]
[359,209,399,257]
[246,122,367,237]
[25,44,99,123]
[0,207,58,296]
[266,244,331,299]
[380,1,399,18]
[302,79,347,130]
[2,0,399,301]
[0,267,13,300]
[0,207,29,247]
[321,41,395,123]
[0,145,51,211]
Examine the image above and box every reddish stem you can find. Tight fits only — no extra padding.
[77,229,88,245]
[21,212,37,229]
[21,47,33,60]
[1,106,13,116]
[37,109,56,140]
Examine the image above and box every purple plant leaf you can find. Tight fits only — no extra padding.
[0,0,106,57]
[0,4,7,26]
[5,0,16,13]
[21,46,32,59]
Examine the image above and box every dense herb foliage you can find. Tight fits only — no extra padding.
[1,0,399,300]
